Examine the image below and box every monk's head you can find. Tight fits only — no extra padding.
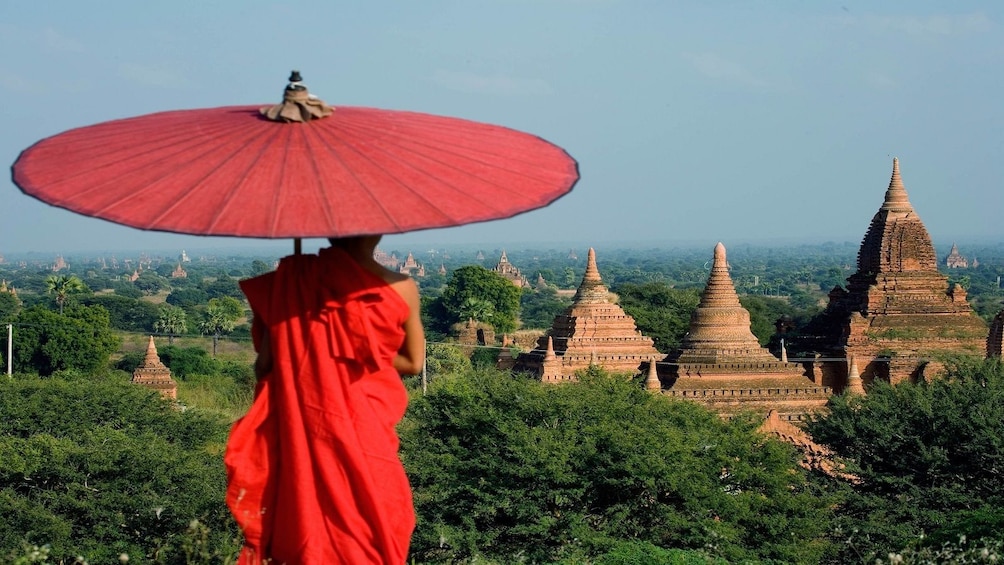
[328,235,382,253]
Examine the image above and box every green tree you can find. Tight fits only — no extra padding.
[44,275,84,315]
[0,292,21,323]
[12,304,120,376]
[808,358,1004,561]
[166,287,209,309]
[198,297,243,356]
[520,287,572,329]
[402,368,834,564]
[155,304,188,345]
[615,282,700,352]
[0,376,239,562]
[80,294,160,332]
[132,271,170,295]
[435,266,521,334]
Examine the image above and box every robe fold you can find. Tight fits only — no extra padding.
[226,247,414,565]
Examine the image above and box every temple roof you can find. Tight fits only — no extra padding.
[670,242,775,365]
[856,158,938,275]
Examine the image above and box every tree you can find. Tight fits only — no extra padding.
[166,287,209,309]
[401,368,834,564]
[615,282,700,352]
[520,287,572,329]
[154,304,188,344]
[0,292,21,323]
[0,376,239,561]
[808,358,1004,561]
[435,266,521,334]
[12,304,120,376]
[80,294,160,332]
[198,297,243,356]
[132,271,170,295]
[44,275,84,315]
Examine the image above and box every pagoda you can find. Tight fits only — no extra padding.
[945,243,968,268]
[806,158,986,388]
[660,243,830,418]
[131,336,178,400]
[988,310,1004,359]
[515,248,661,382]
[492,250,529,288]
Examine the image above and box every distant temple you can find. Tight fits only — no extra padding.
[804,158,986,389]
[515,248,661,381]
[398,252,425,277]
[131,336,178,400]
[491,250,530,288]
[52,255,68,272]
[659,243,830,419]
[373,248,399,269]
[171,263,188,278]
[179,250,191,263]
[945,243,968,268]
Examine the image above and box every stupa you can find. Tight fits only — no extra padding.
[515,248,661,381]
[131,336,178,400]
[661,243,830,418]
[806,158,986,387]
[945,243,968,268]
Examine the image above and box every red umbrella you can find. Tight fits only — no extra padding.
[11,72,578,240]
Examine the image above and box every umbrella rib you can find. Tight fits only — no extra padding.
[144,124,283,232]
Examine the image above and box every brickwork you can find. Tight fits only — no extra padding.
[131,336,178,400]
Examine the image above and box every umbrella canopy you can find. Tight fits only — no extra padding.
[11,73,578,239]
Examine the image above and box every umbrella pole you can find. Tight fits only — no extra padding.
[294,238,302,256]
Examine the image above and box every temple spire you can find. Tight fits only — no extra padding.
[645,358,661,391]
[845,356,866,395]
[699,242,743,309]
[572,247,609,303]
[544,336,556,361]
[881,157,914,213]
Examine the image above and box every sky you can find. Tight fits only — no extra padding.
[2,1,1003,255]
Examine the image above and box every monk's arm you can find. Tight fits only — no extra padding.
[392,278,425,376]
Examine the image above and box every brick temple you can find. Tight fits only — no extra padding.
[805,158,986,389]
[658,243,830,418]
[491,250,530,288]
[515,248,661,382]
[131,336,178,400]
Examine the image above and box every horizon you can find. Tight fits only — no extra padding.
[3,2,1002,253]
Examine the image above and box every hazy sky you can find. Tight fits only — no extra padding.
[2,1,1002,255]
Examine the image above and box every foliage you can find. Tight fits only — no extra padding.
[520,287,572,329]
[738,294,800,345]
[424,343,473,378]
[435,266,522,334]
[199,297,244,356]
[615,282,700,352]
[0,292,21,323]
[0,375,239,563]
[112,282,144,299]
[80,294,161,333]
[11,304,120,376]
[808,358,1004,562]
[132,271,170,295]
[166,288,209,310]
[44,275,85,315]
[154,305,188,344]
[401,368,834,564]
[201,276,244,301]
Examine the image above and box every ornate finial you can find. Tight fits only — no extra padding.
[780,339,788,363]
[882,157,913,213]
[583,248,601,283]
[260,70,333,123]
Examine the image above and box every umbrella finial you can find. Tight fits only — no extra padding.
[261,70,333,123]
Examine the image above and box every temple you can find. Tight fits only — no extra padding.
[131,336,178,400]
[805,158,986,388]
[945,243,968,268]
[515,248,661,381]
[988,310,1004,359]
[491,250,530,288]
[659,243,830,418]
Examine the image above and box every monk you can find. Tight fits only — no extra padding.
[225,235,424,564]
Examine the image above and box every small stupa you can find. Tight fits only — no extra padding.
[131,336,178,400]
[661,243,830,417]
[515,248,661,382]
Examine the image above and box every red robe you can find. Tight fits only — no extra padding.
[226,247,414,564]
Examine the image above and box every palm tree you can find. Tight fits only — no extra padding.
[154,305,188,345]
[45,275,84,315]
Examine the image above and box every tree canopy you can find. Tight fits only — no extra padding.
[401,368,834,564]
[11,304,120,376]
[434,266,521,334]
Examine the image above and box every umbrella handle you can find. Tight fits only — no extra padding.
[294,238,302,256]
